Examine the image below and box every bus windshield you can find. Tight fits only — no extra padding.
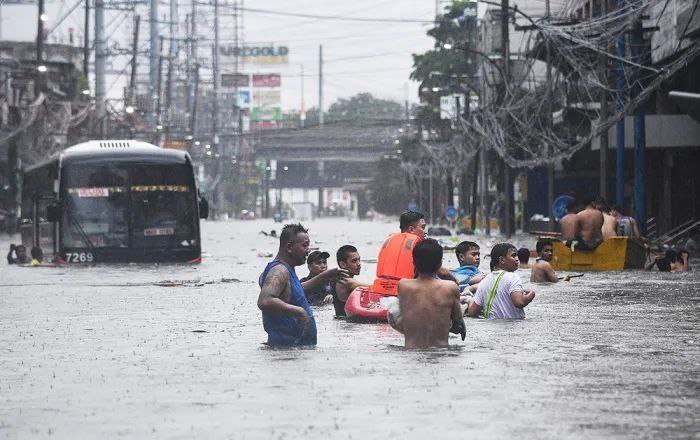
[62,162,197,250]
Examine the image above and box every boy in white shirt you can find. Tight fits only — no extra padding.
[466,243,536,319]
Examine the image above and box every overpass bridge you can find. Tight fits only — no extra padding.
[253,119,406,165]
[252,119,406,216]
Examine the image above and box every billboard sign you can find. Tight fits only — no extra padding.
[251,121,280,130]
[251,106,281,122]
[252,74,281,88]
[219,45,289,65]
[253,90,281,107]
[221,73,249,88]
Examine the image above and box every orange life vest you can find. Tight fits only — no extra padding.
[370,232,422,296]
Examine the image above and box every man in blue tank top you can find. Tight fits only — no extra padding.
[258,223,347,346]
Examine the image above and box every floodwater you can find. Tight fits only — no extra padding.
[1,219,698,439]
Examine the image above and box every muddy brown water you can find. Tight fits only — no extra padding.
[1,219,698,439]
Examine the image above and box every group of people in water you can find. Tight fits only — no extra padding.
[558,197,639,251]
[257,205,694,348]
[558,196,691,272]
[256,211,573,349]
[6,243,43,266]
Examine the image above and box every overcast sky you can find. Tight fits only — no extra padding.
[0,0,550,110]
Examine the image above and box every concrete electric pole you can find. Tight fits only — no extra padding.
[94,0,106,137]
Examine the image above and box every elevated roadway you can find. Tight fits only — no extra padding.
[253,119,406,163]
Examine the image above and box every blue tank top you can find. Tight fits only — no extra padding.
[258,260,317,346]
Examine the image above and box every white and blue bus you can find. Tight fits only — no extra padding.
[21,140,208,263]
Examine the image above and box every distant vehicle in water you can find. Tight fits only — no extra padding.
[21,140,209,263]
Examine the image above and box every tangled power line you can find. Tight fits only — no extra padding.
[422,0,700,171]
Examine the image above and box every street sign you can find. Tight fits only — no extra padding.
[445,206,458,220]
[440,94,465,120]
[552,195,575,220]
[237,90,251,108]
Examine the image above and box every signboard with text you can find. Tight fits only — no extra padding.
[251,106,281,122]
[221,73,249,88]
[219,45,289,65]
[251,121,280,130]
[440,94,466,119]
[253,90,281,107]
[252,74,281,87]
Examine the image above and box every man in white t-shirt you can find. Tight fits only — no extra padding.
[466,243,535,319]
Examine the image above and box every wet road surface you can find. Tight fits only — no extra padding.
[1,219,698,439]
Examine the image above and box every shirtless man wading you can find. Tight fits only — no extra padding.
[397,238,465,348]
[332,245,369,317]
[559,199,578,242]
[573,200,604,251]
[531,239,571,283]
[596,199,618,241]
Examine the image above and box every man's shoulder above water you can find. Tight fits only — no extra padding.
[399,277,458,300]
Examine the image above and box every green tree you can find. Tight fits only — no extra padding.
[410,1,479,110]
[282,94,404,128]
[327,93,404,122]
[371,156,411,215]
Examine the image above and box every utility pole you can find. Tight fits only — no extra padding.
[598,0,609,201]
[190,63,199,138]
[149,0,159,129]
[545,0,555,231]
[480,147,490,235]
[213,0,224,217]
[94,0,106,137]
[37,0,45,65]
[36,0,45,94]
[187,1,198,135]
[470,153,479,233]
[300,64,306,128]
[165,0,178,141]
[128,15,140,106]
[233,0,242,214]
[501,0,514,237]
[429,165,434,225]
[615,0,626,208]
[318,45,324,127]
[185,12,191,125]
[83,0,89,77]
[156,36,164,143]
[630,15,646,233]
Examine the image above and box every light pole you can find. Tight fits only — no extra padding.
[297,63,306,127]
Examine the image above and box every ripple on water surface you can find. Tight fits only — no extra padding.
[0,219,698,439]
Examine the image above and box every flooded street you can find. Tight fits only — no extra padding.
[1,218,698,439]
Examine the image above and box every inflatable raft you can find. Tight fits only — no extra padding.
[551,237,646,271]
[344,286,390,322]
[344,232,420,322]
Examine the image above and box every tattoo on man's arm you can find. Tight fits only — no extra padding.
[259,267,287,301]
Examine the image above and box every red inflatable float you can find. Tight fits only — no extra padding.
[344,286,390,322]
[344,232,422,322]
